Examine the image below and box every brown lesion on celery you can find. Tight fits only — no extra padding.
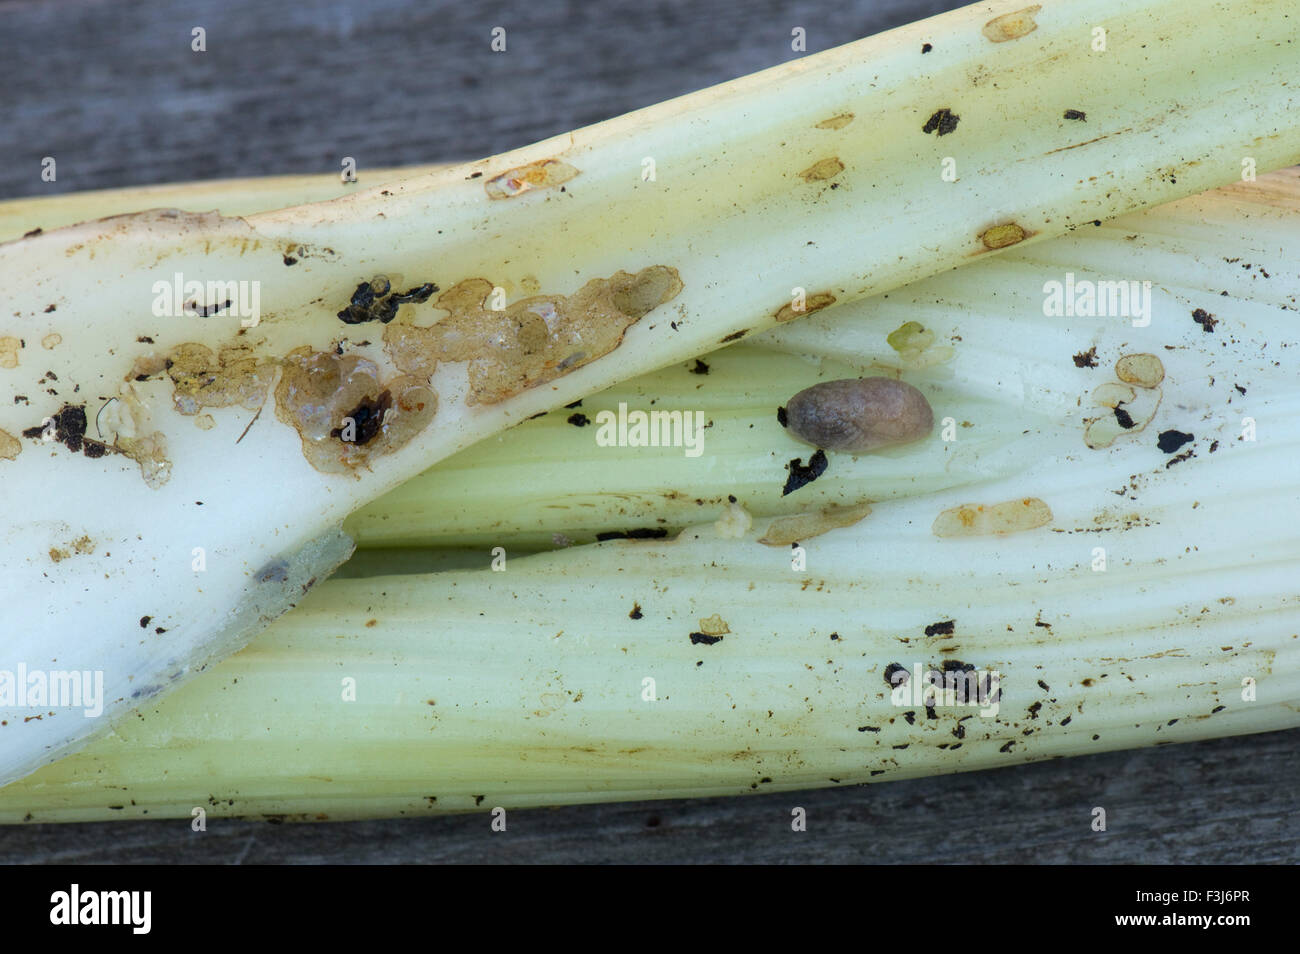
[0,335,23,369]
[274,350,435,475]
[978,222,1031,251]
[932,498,1053,537]
[160,340,428,474]
[484,159,580,199]
[383,265,683,406]
[164,342,278,415]
[982,5,1041,42]
[774,293,836,322]
[759,503,872,546]
[814,113,854,130]
[80,264,680,480]
[798,158,844,183]
[1083,353,1165,449]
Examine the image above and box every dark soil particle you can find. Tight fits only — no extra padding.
[596,528,669,541]
[1192,308,1218,332]
[689,632,723,645]
[629,603,643,619]
[922,108,960,136]
[329,390,393,446]
[1156,430,1194,453]
[192,299,231,317]
[564,400,583,409]
[921,43,932,53]
[782,449,828,496]
[688,359,710,375]
[1073,346,1099,368]
[1064,109,1087,120]
[884,662,909,687]
[719,329,748,343]
[23,404,90,455]
[338,281,380,323]
[924,619,955,637]
[567,413,590,427]
[56,405,88,449]
[776,406,788,428]
[1114,406,1135,429]
[338,279,438,324]
[139,616,152,628]
[283,255,298,266]
[390,283,437,306]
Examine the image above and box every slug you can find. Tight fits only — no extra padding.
[781,377,933,453]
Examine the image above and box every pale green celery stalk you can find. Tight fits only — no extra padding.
[14,0,1299,787]
[0,166,452,243]
[340,345,971,551]
[3,447,1296,822]
[4,174,1299,821]
[344,170,1300,552]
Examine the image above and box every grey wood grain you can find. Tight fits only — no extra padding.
[1,731,1295,864]
[1,0,1296,863]
[2,0,960,199]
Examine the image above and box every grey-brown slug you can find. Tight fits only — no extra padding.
[781,377,933,453]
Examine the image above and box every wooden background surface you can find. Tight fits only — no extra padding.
[1,0,1296,863]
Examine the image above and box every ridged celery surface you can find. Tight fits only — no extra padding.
[2,172,1296,822]
[3,0,1299,788]
[347,171,1300,549]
